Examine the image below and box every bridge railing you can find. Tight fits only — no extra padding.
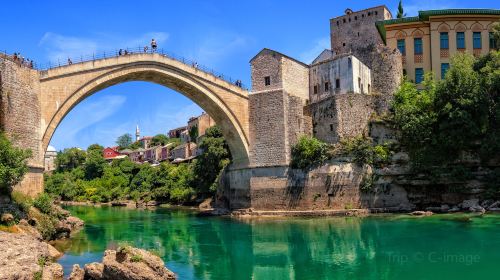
[35,47,248,90]
[0,50,38,69]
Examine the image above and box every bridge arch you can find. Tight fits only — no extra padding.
[39,53,250,167]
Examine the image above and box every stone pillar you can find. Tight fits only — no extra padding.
[0,58,43,196]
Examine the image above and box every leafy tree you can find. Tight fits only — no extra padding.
[84,150,107,180]
[128,141,142,150]
[396,0,405,18]
[87,144,104,154]
[391,51,500,170]
[55,148,86,172]
[0,132,31,193]
[189,126,198,142]
[151,134,169,146]
[192,126,230,194]
[492,22,500,48]
[291,135,329,169]
[116,133,133,149]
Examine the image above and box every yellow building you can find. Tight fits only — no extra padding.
[376,9,499,82]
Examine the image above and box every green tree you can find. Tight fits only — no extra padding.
[0,132,31,193]
[151,134,169,146]
[55,148,86,172]
[492,22,500,48]
[128,141,142,150]
[84,150,107,180]
[87,143,104,154]
[189,126,198,142]
[192,126,230,194]
[396,0,405,18]
[116,133,133,149]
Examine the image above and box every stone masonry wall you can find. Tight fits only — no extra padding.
[0,58,43,196]
[330,6,391,54]
[249,90,288,167]
[307,94,374,144]
[249,49,311,167]
[354,44,403,112]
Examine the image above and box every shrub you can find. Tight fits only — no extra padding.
[291,136,329,169]
[0,132,31,194]
[33,193,54,215]
[339,136,393,167]
[11,191,33,212]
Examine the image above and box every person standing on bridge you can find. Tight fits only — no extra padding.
[151,39,157,52]
[67,58,72,65]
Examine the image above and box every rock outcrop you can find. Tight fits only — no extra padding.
[0,232,50,279]
[67,246,176,280]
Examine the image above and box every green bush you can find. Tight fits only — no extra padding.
[291,136,329,169]
[0,132,31,194]
[33,193,54,215]
[339,136,392,166]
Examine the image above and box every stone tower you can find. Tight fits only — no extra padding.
[248,48,312,167]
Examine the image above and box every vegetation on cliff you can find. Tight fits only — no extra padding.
[0,132,32,194]
[44,126,230,204]
[392,51,500,171]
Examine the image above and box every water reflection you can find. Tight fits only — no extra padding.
[56,206,500,280]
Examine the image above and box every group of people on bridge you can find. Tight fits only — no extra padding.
[1,52,34,68]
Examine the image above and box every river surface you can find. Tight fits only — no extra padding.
[55,206,500,280]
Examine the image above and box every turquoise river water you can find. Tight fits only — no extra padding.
[55,206,500,280]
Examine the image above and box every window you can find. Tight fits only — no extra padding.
[473,32,482,49]
[324,82,330,92]
[490,32,498,49]
[264,76,271,86]
[440,32,449,49]
[397,39,406,55]
[456,32,465,49]
[343,18,346,23]
[358,77,361,91]
[355,16,357,20]
[415,68,424,84]
[414,38,423,55]
[335,78,340,89]
[313,85,318,94]
[441,63,449,79]
[330,124,334,131]
[337,21,339,26]
[368,84,371,93]
[375,11,378,15]
[348,57,352,68]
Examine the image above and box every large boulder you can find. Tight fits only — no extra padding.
[68,264,85,280]
[84,262,105,279]
[0,232,50,279]
[42,262,64,280]
[1,213,14,224]
[55,216,85,238]
[102,247,176,280]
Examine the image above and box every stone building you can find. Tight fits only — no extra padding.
[168,126,187,138]
[187,112,216,143]
[377,9,500,82]
[330,6,392,55]
[309,52,372,104]
[249,48,311,167]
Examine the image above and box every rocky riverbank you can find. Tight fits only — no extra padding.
[0,231,176,280]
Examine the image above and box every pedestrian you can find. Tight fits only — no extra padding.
[29,60,34,69]
[68,58,72,65]
[193,62,198,69]
[119,49,123,56]
[144,46,149,53]
[151,39,157,52]
[124,49,129,55]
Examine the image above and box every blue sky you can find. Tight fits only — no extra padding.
[1,0,498,150]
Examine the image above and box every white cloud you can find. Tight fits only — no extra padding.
[403,0,456,16]
[38,31,169,62]
[50,95,127,149]
[299,37,330,64]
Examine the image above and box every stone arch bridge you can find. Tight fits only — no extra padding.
[0,52,250,195]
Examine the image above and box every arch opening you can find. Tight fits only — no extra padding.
[41,61,250,167]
